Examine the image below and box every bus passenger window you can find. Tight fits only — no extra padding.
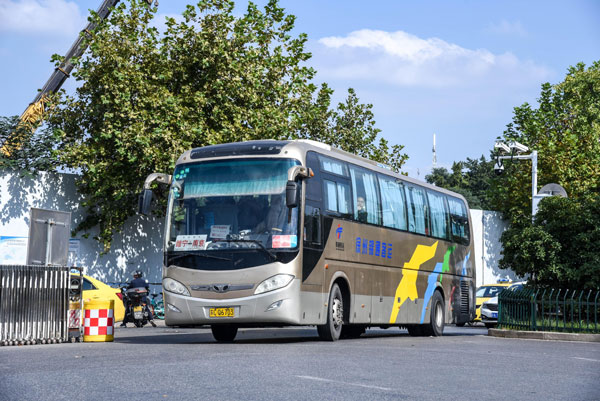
[320,156,348,176]
[447,196,470,245]
[405,186,428,235]
[349,166,381,225]
[378,175,407,230]
[427,190,449,240]
[323,180,351,216]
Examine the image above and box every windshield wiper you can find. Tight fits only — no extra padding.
[214,239,278,261]
[168,252,231,263]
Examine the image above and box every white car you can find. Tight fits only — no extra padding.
[480,296,499,328]
[481,282,526,329]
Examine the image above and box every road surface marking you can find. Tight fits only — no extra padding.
[572,357,600,362]
[296,375,392,391]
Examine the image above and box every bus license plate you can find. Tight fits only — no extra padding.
[209,307,234,318]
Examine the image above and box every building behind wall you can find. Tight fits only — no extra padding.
[0,170,520,289]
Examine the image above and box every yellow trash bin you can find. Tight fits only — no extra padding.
[83,299,115,342]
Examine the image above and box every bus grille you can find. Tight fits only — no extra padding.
[460,281,470,315]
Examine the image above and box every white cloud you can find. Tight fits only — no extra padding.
[487,20,528,37]
[0,0,85,36]
[315,29,549,87]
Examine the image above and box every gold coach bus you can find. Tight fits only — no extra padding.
[139,140,475,342]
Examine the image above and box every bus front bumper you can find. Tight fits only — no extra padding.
[163,279,301,326]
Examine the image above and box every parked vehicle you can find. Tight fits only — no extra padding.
[72,273,125,322]
[474,280,513,322]
[122,287,152,327]
[481,282,526,328]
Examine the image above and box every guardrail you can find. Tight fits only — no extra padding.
[0,265,72,345]
[499,287,600,333]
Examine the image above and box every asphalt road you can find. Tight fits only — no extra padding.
[1,323,598,401]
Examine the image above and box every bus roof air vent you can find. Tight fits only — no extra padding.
[190,140,290,159]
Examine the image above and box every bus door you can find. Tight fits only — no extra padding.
[301,152,325,323]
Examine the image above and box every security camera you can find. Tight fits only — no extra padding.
[494,160,504,175]
[494,142,510,154]
[509,141,529,154]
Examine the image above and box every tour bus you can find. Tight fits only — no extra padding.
[139,140,475,342]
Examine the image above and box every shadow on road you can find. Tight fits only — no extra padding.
[113,325,488,345]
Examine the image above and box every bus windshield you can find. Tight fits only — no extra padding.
[165,158,301,268]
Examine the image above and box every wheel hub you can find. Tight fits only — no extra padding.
[435,302,443,327]
[332,298,343,328]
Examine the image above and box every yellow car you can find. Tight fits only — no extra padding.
[474,281,512,322]
[72,274,125,322]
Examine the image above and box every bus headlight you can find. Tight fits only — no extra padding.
[254,274,294,295]
[163,277,190,296]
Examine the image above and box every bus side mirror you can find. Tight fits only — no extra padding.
[138,189,153,215]
[286,181,299,208]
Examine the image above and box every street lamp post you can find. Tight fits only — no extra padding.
[494,141,538,218]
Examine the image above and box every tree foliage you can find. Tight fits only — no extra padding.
[493,61,600,288]
[15,0,406,249]
[0,113,60,176]
[500,195,600,289]
[425,156,494,209]
[489,61,600,222]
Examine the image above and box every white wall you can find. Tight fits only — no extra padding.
[470,209,521,287]
[0,170,163,287]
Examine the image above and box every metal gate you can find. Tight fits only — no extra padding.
[0,265,70,345]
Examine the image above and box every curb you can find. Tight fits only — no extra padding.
[488,328,600,342]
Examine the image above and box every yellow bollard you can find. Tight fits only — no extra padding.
[83,299,115,342]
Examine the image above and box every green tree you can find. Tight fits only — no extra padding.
[499,195,600,289]
[32,0,405,249]
[0,113,60,176]
[425,156,494,209]
[493,61,600,288]
[490,61,600,221]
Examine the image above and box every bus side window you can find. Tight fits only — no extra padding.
[349,166,381,225]
[378,175,407,230]
[427,190,449,240]
[305,151,322,202]
[447,196,470,245]
[405,185,428,235]
[323,179,351,216]
[304,204,322,246]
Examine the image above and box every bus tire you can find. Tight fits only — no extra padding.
[211,324,238,342]
[423,291,445,336]
[317,283,344,341]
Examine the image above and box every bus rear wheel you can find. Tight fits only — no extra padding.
[317,283,344,341]
[211,324,238,342]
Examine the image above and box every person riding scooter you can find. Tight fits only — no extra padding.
[120,270,157,327]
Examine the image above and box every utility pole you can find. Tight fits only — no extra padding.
[493,141,538,218]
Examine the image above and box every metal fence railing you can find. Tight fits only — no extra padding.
[499,287,600,334]
[0,265,71,345]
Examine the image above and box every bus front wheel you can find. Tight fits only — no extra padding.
[317,283,344,341]
[211,324,238,342]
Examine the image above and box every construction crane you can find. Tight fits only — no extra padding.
[1,0,157,156]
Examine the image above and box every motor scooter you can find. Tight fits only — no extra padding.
[121,287,152,327]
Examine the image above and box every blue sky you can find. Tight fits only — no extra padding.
[1,0,598,178]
